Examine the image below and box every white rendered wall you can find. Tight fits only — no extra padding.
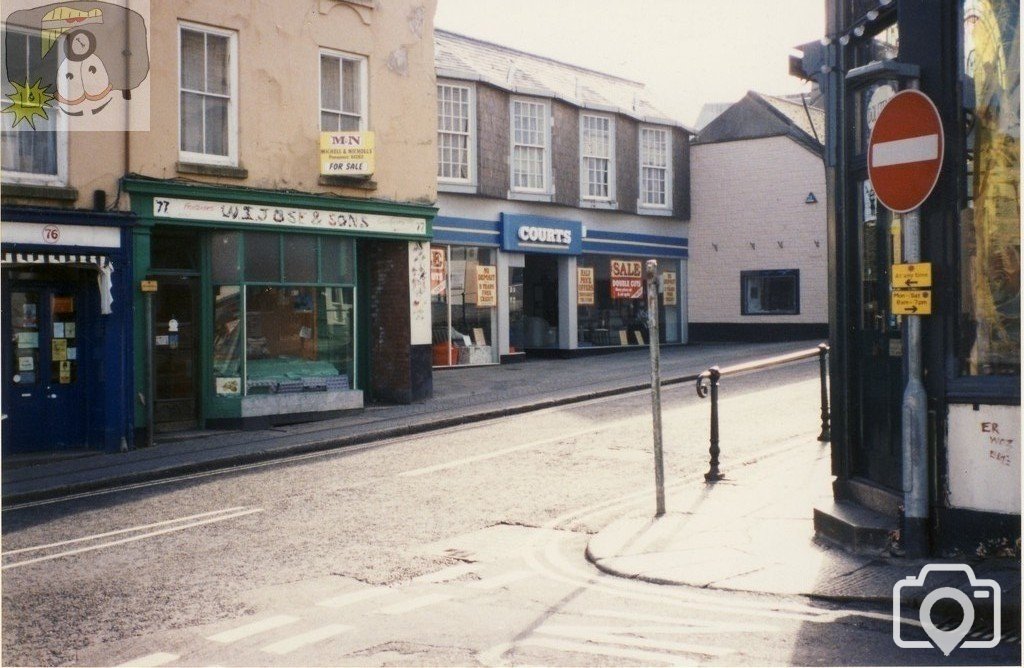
[688,136,826,324]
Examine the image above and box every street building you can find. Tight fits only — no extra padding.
[2,0,439,450]
[431,30,692,366]
[688,90,829,342]
[793,0,1020,555]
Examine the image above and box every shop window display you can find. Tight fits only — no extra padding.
[431,245,499,366]
[212,232,356,396]
[577,256,681,346]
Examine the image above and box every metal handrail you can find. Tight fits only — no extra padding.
[696,343,830,482]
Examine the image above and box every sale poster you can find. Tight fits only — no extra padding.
[610,259,644,299]
[662,271,678,305]
[577,267,595,305]
[430,247,447,296]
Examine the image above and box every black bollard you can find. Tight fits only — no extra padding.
[817,343,831,442]
[697,366,724,482]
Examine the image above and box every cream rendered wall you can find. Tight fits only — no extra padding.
[688,135,826,324]
[21,0,438,210]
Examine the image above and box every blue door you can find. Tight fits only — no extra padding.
[2,282,88,452]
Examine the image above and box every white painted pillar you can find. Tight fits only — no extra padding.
[559,255,578,350]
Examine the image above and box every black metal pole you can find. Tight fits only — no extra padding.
[704,366,724,482]
[817,343,831,442]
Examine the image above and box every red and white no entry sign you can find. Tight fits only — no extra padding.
[867,89,944,213]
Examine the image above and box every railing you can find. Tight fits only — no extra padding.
[695,343,830,482]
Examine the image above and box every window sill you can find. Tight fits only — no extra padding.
[1,182,78,202]
[319,174,378,190]
[438,182,477,195]
[637,207,673,217]
[507,191,553,203]
[177,162,249,179]
[580,199,617,210]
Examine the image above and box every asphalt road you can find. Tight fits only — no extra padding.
[2,360,1019,666]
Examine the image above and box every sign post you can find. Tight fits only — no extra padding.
[140,280,158,448]
[645,260,665,517]
[868,87,944,557]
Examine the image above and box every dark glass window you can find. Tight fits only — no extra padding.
[244,233,281,282]
[151,230,201,271]
[211,232,240,284]
[741,270,800,315]
[283,235,316,283]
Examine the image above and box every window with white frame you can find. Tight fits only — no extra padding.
[437,83,474,183]
[320,50,367,131]
[511,98,550,192]
[179,24,237,164]
[580,114,614,201]
[639,126,672,209]
[1,28,66,184]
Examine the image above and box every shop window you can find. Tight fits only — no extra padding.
[580,114,615,202]
[959,0,1020,375]
[180,23,237,165]
[577,256,648,347]
[437,82,475,184]
[639,126,672,210]
[741,270,799,315]
[320,50,367,131]
[212,234,357,397]
[431,245,499,366]
[1,28,66,184]
[211,232,241,283]
[510,98,551,193]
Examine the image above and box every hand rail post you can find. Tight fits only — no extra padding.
[696,366,724,482]
[817,343,831,442]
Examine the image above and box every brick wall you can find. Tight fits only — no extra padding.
[552,101,579,206]
[477,84,510,199]
[688,135,827,324]
[363,239,432,403]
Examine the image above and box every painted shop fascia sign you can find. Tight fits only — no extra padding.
[500,213,582,255]
[151,197,427,238]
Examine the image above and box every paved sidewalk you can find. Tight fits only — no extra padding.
[2,340,813,504]
[586,435,1021,610]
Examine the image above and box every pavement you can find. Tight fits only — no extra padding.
[585,424,1022,613]
[1,340,812,504]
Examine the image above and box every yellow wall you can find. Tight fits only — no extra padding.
[6,0,438,208]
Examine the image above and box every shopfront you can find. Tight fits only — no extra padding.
[1,207,134,453]
[431,213,687,365]
[795,0,1020,554]
[126,179,434,432]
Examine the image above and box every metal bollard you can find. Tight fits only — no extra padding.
[696,365,724,482]
[817,343,831,442]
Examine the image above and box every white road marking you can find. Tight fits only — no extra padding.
[586,607,778,631]
[206,615,299,643]
[872,134,939,167]
[378,593,453,615]
[467,569,533,590]
[258,624,352,655]
[116,652,179,667]
[540,622,778,636]
[2,508,263,570]
[316,587,392,609]
[2,507,253,556]
[536,625,735,657]
[412,562,477,583]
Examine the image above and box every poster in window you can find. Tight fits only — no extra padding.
[430,247,447,296]
[52,338,68,361]
[577,267,595,305]
[662,271,677,306]
[59,361,71,384]
[610,259,643,299]
[475,265,497,307]
[52,296,74,314]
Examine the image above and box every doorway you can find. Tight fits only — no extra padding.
[523,254,559,348]
[2,274,89,452]
[152,276,200,431]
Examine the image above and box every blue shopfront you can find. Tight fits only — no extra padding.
[1,207,134,453]
[431,213,688,365]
